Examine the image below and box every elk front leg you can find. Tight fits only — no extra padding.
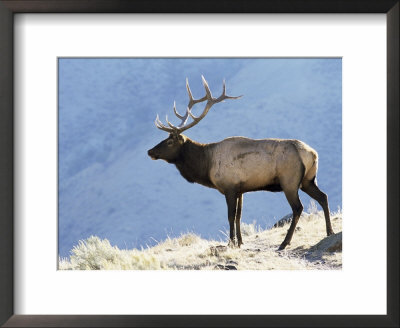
[235,194,243,247]
[225,192,238,247]
[279,190,303,250]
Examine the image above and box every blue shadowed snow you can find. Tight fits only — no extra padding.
[58,58,342,258]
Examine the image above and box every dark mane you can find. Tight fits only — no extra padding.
[174,139,215,189]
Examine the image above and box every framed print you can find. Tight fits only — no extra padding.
[0,1,398,327]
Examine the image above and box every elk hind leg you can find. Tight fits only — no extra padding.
[235,194,243,247]
[225,192,238,247]
[301,178,334,236]
[279,190,303,250]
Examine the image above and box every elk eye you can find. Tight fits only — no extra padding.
[167,140,174,146]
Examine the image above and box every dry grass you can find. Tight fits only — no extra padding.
[59,209,342,270]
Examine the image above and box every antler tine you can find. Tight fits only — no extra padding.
[201,75,213,100]
[186,78,194,105]
[178,107,190,127]
[154,76,241,135]
[155,114,174,133]
[216,79,243,102]
[186,78,207,109]
[172,100,191,128]
[186,77,241,121]
[155,114,166,128]
[165,115,175,129]
[173,101,184,120]
[179,76,239,131]
[166,101,191,130]
[182,76,212,122]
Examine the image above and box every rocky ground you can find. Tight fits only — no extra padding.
[59,210,342,270]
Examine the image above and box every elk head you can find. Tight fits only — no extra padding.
[147,76,241,162]
[147,133,186,163]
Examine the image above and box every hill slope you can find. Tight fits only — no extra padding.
[59,210,342,270]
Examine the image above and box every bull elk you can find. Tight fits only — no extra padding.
[147,76,334,250]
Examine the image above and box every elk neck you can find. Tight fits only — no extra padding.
[174,137,215,188]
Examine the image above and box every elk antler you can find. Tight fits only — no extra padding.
[155,76,242,134]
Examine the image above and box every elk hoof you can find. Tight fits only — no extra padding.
[278,242,288,251]
[327,229,335,236]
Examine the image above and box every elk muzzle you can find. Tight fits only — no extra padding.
[147,148,158,160]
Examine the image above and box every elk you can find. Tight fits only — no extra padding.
[147,76,334,250]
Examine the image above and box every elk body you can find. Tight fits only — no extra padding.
[148,76,334,250]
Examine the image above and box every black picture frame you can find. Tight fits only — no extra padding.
[0,1,398,327]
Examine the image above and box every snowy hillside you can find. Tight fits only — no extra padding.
[58,58,342,258]
[59,210,342,270]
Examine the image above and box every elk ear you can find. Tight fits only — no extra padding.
[177,134,186,144]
